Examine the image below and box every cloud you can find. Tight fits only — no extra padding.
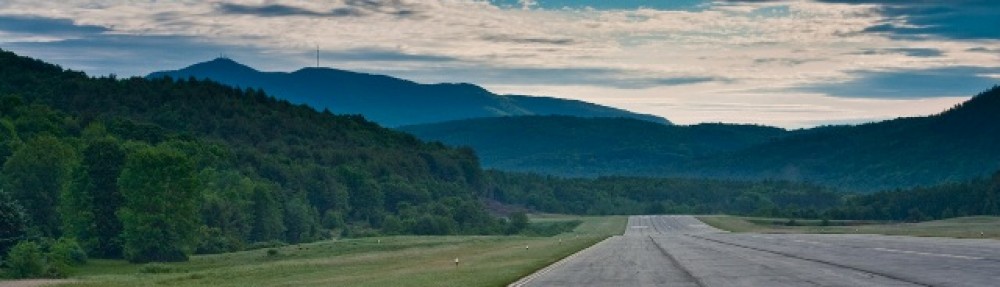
[481,35,576,45]
[752,58,822,66]
[492,0,710,11]
[825,0,1000,39]
[0,0,996,127]
[966,47,1000,54]
[2,32,266,77]
[217,3,335,17]
[0,15,107,42]
[797,66,1000,99]
[369,66,722,89]
[216,1,422,18]
[323,48,458,62]
[852,48,943,57]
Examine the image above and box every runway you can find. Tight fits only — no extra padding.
[512,215,1000,287]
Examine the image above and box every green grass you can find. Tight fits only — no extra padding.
[54,216,625,287]
[699,215,1000,239]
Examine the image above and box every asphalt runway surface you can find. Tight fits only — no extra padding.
[512,215,1000,287]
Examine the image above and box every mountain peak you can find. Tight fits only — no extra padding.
[189,57,258,73]
[147,59,672,127]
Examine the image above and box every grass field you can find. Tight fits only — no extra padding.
[698,215,1000,239]
[50,215,625,287]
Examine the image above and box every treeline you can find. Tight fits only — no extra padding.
[828,171,1000,221]
[400,116,788,177]
[482,170,1000,223]
[483,171,843,218]
[0,49,516,267]
[405,87,1000,192]
[684,86,1000,191]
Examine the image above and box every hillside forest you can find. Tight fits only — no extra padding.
[1,50,999,278]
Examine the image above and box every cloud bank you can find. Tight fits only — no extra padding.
[0,0,996,127]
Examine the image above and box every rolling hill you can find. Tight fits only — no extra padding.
[147,58,670,127]
[684,86,1000,191]
[0,48,508,251]
[403,87,1000,191]
[400,116,788,176]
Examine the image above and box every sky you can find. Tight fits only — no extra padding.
[0,0,998,128]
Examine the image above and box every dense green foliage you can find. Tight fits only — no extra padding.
[62,137,127,258]
[484,171,842,217]
[2,49,997,276]
[405,87,1000,191]
[0,49,510,265]
[0,190,26,255]
[829,171,1000,221]
[118,146,201,263]
[401,116,786,177]
[4,241,44,278]
[3,238,86,279]
[684,86,1000,191]
[2,135,77,237]
[148,58,670,127]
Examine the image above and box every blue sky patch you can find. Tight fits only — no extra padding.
[490,0,710,11]
[798,66,1000,99]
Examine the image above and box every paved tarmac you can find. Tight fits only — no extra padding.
[512,215,1000,287]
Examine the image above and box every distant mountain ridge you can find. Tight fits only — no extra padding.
[682,86,1000,191]
[148,58,671,127]
[401,116,788,177]
[403,86,1000,191]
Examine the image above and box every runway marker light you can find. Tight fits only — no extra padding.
[454,258,459,266]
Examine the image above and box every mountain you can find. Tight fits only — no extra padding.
[0,48,510,250]
[403,86,1000,191]
[147,58,670,127]
[684,86,1000,191]
[400,116,788,176]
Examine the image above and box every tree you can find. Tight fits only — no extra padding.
[249,183,285,243]
[117,146,200,263]
[2,135,77,237]
[339,167,383,223]
[5,241,45,278]
[82,138,127,258]
[283,196,320,244]
[61,137,128,258]
[0,117,19,166]
[0,190,27,255]
[507,212,529,234]
[199,170,253,249]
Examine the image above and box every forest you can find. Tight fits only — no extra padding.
[2,49,999,279]
[483,170,1000,222]
[828,171,1000,221]
[0,49,514,271]
[482,171,842,217]
[404,87,1000,192]
[401,116,787,177]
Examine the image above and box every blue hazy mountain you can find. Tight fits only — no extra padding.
[400,116,788,176]
[402,86,1000,191]
[148,58,671,127]
[682,86,1000,191]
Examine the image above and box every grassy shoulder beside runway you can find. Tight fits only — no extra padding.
[698,215,1000,239]
[45,215,625,287]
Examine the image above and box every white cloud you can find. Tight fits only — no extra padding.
[517,0,537,10]
[0,0,996,127]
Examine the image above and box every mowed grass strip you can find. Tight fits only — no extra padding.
[699,215,1000,239]
[59,216,626,287]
